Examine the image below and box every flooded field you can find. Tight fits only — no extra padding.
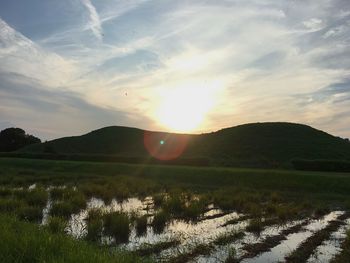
[12,184,347,262]
[1,158,350,263]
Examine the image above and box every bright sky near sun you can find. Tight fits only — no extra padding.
[0,0,350,139]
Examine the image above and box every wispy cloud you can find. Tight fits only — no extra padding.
[81,0,103,40]
[0,0,350,139]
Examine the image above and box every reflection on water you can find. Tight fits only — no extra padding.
[307,218,350,263]
[39,191,350,263]
[241,211,344,263]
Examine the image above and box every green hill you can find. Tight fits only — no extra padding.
[18,122,350,168]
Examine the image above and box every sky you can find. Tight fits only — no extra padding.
[0,0,350,140]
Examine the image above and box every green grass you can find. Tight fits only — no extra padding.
[103,211,131,244]
[47,216,67,234]
[0,214,150,263]
[135,215,148,236]
[330,229,350,263]
[152,210,169,234]
[86,209,104,242]
[0,157,349,262]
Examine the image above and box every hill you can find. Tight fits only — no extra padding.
[18,122,350,168]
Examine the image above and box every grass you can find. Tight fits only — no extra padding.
[0,214,150,263]
[17,205,43,223]
[331,229,350,263]
[0,157,350,261]
[86,209,104,242]
[213,230,245,246]
[103,211,130,244]
[286,213,349,262]
[135,239,180,256]
[225,247,239,263]
[50,201,78,219]
[246,218,264,234]
[47,216,67,234]
[169,243,213,263]
[152,210,169,234]
[135,215,148,236]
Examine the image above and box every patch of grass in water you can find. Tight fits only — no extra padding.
[214,230,245,246]
[153,193,165,207]
[86,209,104,242]
[225,247,239,263]
[152,210,169,234]
[183,198,207,221]
[135,239,180,256]
[103,211,130,244]
[331,229,350,263]
[246,218,263,234]
[135,215,148,236]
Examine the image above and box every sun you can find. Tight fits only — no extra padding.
[155,80,221,132]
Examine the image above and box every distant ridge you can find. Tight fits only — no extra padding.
[18,122,350,168]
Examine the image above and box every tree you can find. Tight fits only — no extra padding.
[0,128,41,152]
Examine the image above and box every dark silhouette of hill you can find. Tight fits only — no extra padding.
[18,122,350,167]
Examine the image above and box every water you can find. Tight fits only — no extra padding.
[307,218,350,263]
[37,191,349,262]
[241,211,344,263]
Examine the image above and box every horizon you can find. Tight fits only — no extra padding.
[1,1,350,140]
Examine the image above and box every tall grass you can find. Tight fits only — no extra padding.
[152,210,169,234]
[103,211,130,243]
[47,216,67,234]
[135,215,148,236]
[86,209,104,242]
[0,214,150,263]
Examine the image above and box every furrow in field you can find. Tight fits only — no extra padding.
[307,218,350,263]
[196,218,304,263]
[240,211,344,263]
[239,219,310,261]
[285,212,350,263]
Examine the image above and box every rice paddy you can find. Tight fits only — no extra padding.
[0,157,350,262]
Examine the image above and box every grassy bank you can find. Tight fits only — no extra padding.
[0,214,150,263]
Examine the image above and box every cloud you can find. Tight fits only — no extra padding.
[0,18,78,87]
[81,0,103,40]
[0,0,350,138]
[0,72,152,140]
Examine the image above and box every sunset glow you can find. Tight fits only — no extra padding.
[155,81,220,132]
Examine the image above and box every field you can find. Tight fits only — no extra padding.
[1,157,350,262]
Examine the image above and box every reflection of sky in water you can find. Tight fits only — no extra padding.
[307,218,350,263]
[241,211,344,263]
[39,189,350,263]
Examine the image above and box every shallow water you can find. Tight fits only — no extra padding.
[38,192,348,262]
[195,219,304,263]
[307,218,350,263]
[241,211,344,263]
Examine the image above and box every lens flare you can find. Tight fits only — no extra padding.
[143,131,188,160]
